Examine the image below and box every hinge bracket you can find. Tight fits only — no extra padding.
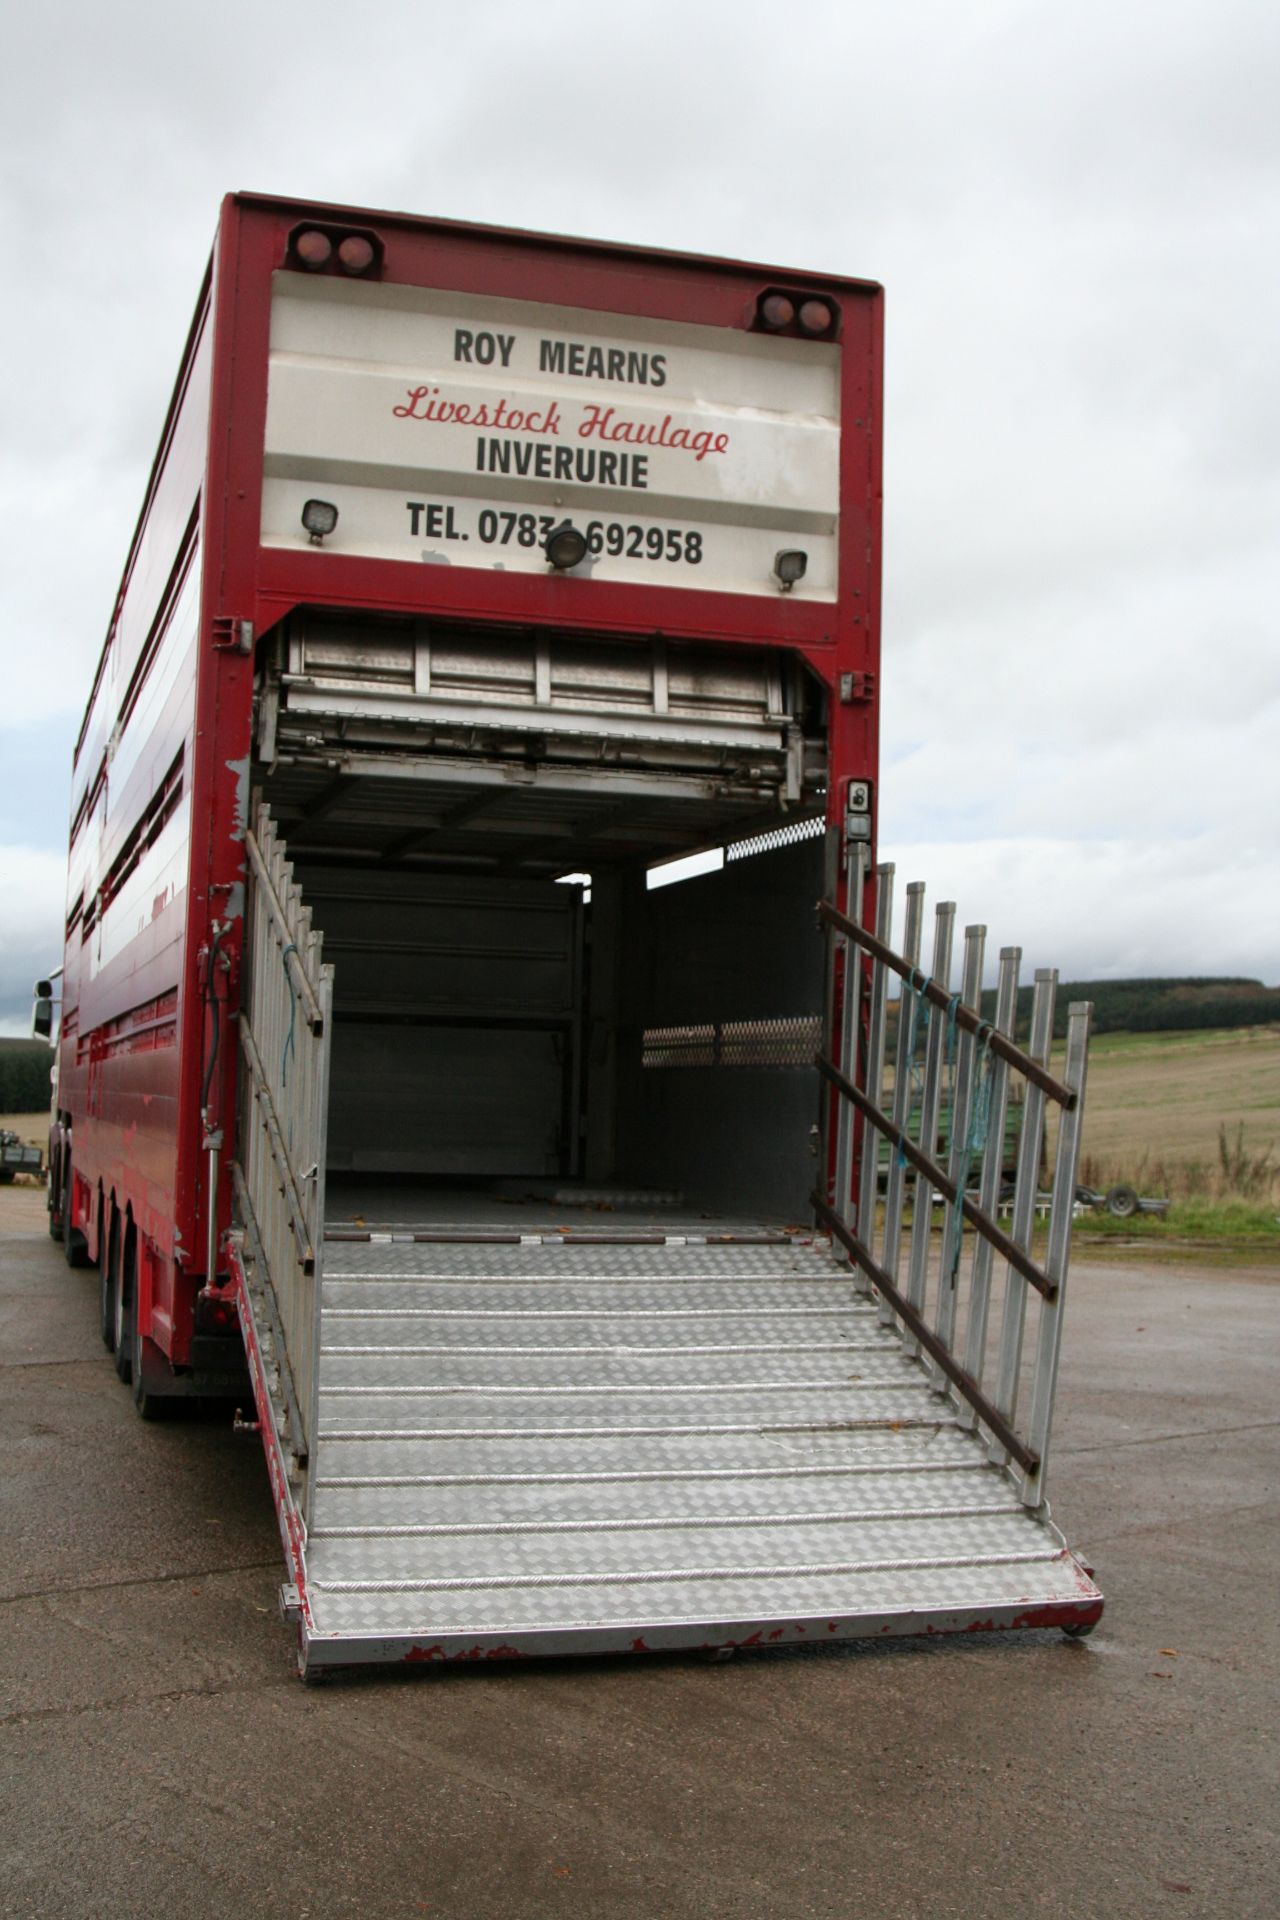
[212,615,254,654]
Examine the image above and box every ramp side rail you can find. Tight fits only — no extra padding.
[234,804,333,1490]
[816,857,1091,1510]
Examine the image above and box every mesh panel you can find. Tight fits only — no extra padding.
[642,1024,717,1068]
[725,816,825,862]
[643,1015,822,1069]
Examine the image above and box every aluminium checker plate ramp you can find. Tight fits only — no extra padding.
[289,1233,1101,1670]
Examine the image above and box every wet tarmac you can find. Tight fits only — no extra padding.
[2,1182,1277,1919]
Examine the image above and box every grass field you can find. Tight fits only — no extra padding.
[1048,1023,1279,1205]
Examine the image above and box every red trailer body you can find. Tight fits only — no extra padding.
[44,194,1105,1675]
[49,192,882,1403]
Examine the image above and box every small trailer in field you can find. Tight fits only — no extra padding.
[40,193,1101,1673]
[0,1129,43,1184]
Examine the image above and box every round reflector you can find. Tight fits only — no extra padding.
[544,520,588,570]
[798,298,833,335]
[338,234,376,275]
[759,293,795,330]
[294,229,333,270]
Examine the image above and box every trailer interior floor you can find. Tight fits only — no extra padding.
[263,1191,1103,1670]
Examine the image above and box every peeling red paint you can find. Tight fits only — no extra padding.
[405,1642,528,1664]
[1011,1601,1105,1633]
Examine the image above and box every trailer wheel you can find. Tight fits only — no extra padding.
[131,1331,173,1421]
[47,1148,62,1239]
[100,1212,120,1351]
[1062,1621,1096,1640]
[61,1161,90,1267]
[1105,1183,1139,1219]
[113,1231,134,1384]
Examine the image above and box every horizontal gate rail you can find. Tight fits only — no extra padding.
[818,867,1091,1508]
[818,898,1076,1109]
[810,1192,1037,1474]
[814,1052,1055,1302]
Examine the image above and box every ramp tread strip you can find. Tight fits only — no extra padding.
[314,1459,981,1489]
[322,1378,918,1398]
[321,1305,871,1319]
[320,1419,966,1442]
[309,1547,1067,1597]
[323,1343,890,1358]
[322,1273,839,1286]
[321,1249,834,1276]
[305,1509,1053,1578]
[310,1429,984,1481]
[309,1500,1023,1541]
[325,1233,807,1247]
[303,1558,1098,1639]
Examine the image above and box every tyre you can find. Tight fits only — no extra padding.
[100,1211,119,1351]
[62,1162,90,1267]
[0,1168,14,1186]
[1105,1183,1139,1219]
[132,1330,174,1421]
[113,1230,134,1384]
[48,1176,62,1239]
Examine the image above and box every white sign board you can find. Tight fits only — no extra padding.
[261,275,841,600]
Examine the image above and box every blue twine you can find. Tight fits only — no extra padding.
[944,1020,996,1293]
[280,941,298,1088]
[895,967,931,1169]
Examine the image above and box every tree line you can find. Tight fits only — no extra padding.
[0,1041,54,1115]
[980,977,1280,1041]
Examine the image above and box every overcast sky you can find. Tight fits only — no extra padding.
[2,0,1277,1033]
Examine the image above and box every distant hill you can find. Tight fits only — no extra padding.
[984,977,1280,1040]
[884,978,1280,1046]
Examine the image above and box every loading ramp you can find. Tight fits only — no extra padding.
[237,1214,1101,1673]
[231,816,1101,1674]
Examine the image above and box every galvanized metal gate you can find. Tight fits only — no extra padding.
[231,804,333,1530]
[818,851,1092,1514]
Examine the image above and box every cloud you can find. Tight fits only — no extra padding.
[882,834,1277,986]
[0,0,1276,1016]
[0,845,66,1032]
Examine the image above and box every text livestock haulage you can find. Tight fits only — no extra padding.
[393,390,732,485]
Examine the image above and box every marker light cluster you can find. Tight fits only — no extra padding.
[287,223,383,277]
[755,288,838,339]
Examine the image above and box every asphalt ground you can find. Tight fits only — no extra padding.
[2,1182,1277,1920]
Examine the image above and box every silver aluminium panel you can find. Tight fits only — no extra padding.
[291,1233,1102,1669]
